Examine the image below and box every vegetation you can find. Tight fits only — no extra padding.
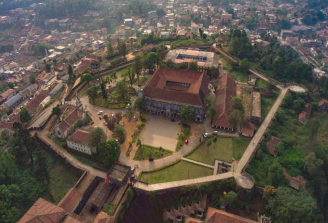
[19,108,31,123]
[88,127,107,149]
[134,145,172,160]
[113,124,126,143]
[186,136,250,165]
[176,125,191,151]
[247,92,328,222]
[228,97,244,129]
[226,29,313,83]
[140,160,213,184]
[178,105,194,125]
[98,140,120,168]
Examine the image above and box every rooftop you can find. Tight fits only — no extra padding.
[58,187,82,213]
[164,49,219,68]
[143,67,209,107]
[67,129,90,147]
[108,162,131,182]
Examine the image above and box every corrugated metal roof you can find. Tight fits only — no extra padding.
[5,94,22,107]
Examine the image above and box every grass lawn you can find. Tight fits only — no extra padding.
[256,79,269,88]
[220,56,248,82]
[186,137,250,165]
[139,160,213,184]
[261,90,279,118]
[139,76,148,85]
[65,147,107,170]
[48,161,81,204]
[134,145,173,160]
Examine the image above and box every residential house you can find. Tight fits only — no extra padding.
[141,67,210,122]
[19,83,38,99]
[25,89,50,116]
[298,103,312,125]
[67,129,96,155]
[148,10,158,19]
[92,40,105,50]
[0,122,14,136]
[221,14,232,22]
[266,136,281,157]
[191,23,199,34]
[319,98,328,111]
[284,169,307,191]
[54,99,85,139]
[0,89,15,104]
[124,18,133,25]
[241,121,255,137]
[4,94,23,110]
[212,74,236,132]
[50,83,65,98]
[57,188,82,213]
[322,58,328,68]
[250,91,261,125]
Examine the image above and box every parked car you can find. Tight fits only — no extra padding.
[212,131,218,135]
[149,157,154,161]
[171,118,175,122]
[103,121,108,126]
[185,139,189,144]
[204,133,209,138]
[97,111,103,115]
[99,117,102,120]
[115,139,119,143]
[133,116,138,122]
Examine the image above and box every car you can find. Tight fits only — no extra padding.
[103,121,107,126]
[133,116,138,122]
[209,84,213,89]
[212,131,218,135]
[149,157,154,161]
[115,139,119,143]
[224,71,227,74]
[171,118,175,122]
[97,111,103,115]
[99,117,102,120]
[204,133,209,138]
[185,139,189,144]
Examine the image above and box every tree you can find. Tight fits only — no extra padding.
[239,58,250,73]
[19,108,31,123]
[133,55,143,82]
[45,63,51,73]
[207,66,216,77]
[88,127,107,149]
[113,124,126,143]
[266,186,323,223]
[82,73,93,86]
[207,106,216,123]
[202,33,207,39]
[188,61,198,71]
[272,57,286,78]
[51,106,61,119]
[115,80,128,102]
[118,41,127,58]
[178,105,194,125]
[268,162,286,187]
[86,86,99,104]
[224,191,238,208]
[100,81,107,99]
[323,79,328,96]
[67,64,73,78]
[126,106,134,121]
[106,42,114,58]
[143,52,158,73]
[199,28,204,39]
[283,93,294,108]
[34,149,49,183]
[126,66,135,87]
[137,138,142,147]
[29,74,36,84]
[99,140,120,168]
[134,97,145,118]
[207,141,212,154]
[228,97,244,128]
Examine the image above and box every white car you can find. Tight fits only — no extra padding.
[97,111,103,115]
[204,133,209,138]
[103,121,108,126]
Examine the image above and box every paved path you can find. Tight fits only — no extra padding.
[181,157,214,169]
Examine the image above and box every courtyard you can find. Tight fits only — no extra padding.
[139,115,181,152]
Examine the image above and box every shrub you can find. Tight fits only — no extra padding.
[140,114,147,122]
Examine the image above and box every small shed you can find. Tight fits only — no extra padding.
[107,162,131,187]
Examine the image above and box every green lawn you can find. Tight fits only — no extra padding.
[261,90,279,118]
[139,76,148,85]
[186,137,250,165]
[65,147,107,170]
[139,160,213,184]
[48,161,81,204]
[220,56,248,82]
[256,79,269,88]
[134,145,173,160]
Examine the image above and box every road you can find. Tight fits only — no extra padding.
[18,22,34,52]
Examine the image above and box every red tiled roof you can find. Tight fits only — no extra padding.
[298,103,312,123]
[212,74,236,129]
[25,90,50,114]
[319,98,328,107]
[143,67,209,107]
[206,207,257,223]
[0,89,15,99]
[18,198,65,223]
[93,211,109,223]
[58,109,84,132]
[58,188,82,213]
[185,217,203,223]
[67,129,89,146]
[266,136,280,157]
[241,121,255,137]
[0,121,14,130]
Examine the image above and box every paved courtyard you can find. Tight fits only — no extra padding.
[139,115,181,152]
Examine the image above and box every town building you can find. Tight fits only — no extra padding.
[55,94,86,139]
[4,93,23,110]
[0,121,14,136]
[50,82,65,98]
[266,136,281,157]
[212,74,236,131]
[164,49,220,72]
[319,98,328,111]
[0,89,15,104]
[241,121,255,137]
[221,14,232,23]
[298,103,312,125]
[140,67,210,122]
[250,91,261,125]
[67,129,96,155]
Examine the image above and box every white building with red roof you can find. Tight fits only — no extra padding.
[67,129,96,155]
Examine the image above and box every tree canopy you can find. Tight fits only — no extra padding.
[99,140,121,168]
[178,105,194,125]
[88,127,107,149]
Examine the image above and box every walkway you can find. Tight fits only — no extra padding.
[181,157,214,169]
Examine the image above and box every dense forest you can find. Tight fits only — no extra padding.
[0,123,50,223]
[247,92,328,222]
[226,29,313,83]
